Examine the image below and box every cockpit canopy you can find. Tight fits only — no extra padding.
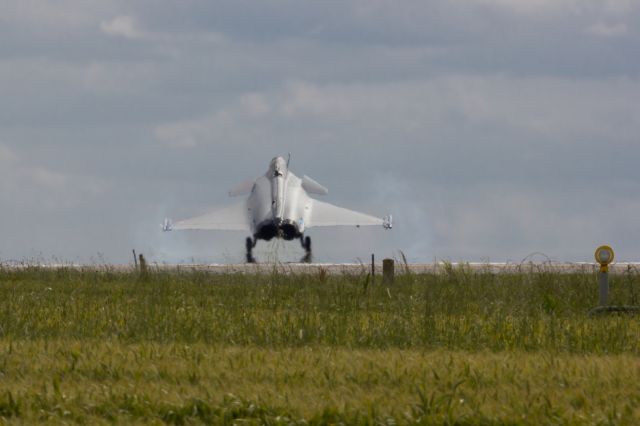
[269,156,288,178]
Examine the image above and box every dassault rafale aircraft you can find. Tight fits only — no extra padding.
[163,155,392,263]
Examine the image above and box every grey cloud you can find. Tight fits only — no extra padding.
[100,15,143,39]
[0,0,639,263]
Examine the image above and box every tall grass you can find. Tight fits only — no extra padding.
[1,266,640,423]
[0,265,638,353]
[1,342,639,424]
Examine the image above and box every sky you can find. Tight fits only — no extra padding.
[0,0,639,264]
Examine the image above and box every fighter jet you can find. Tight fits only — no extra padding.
[163,155,392,263]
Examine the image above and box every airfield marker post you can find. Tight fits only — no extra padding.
[383,258,394,285]
[599,271,609,306]
[594,245,615,306]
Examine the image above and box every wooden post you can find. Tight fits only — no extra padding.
[371,254,375,284]
[383,258,394,285]
[139,254,148,277]
[132,249,138,269]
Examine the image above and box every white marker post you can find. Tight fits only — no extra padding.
[595,245,615,306]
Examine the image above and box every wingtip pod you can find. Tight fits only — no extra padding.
[383,215,393,230]
[162,218,173,232]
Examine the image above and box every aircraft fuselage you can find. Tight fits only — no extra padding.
[247,157,310,241]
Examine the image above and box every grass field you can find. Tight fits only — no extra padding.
[0,265,639,424]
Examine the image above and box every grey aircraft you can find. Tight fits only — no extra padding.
[163,155,392,262]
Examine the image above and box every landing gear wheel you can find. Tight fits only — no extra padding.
[245,237,256,263]
[301,236,312,263]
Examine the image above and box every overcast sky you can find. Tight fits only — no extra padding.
[1,0,639,264]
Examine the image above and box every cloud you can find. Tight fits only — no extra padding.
[468,0,577,15]
[428,182,640,261]
[0,1,112,30]
[0,144,18,163]
[601,0,636,16]
[587,22,628,37]
[0,143,109,209]
[155,76,640,149]
[1,0,640,263]
[466,0,635,19]
[100,15,142,39]
[239,93,271,117]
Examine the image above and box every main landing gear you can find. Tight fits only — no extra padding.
[300,235,312,264]
[243,235,312,264]
[245,237,256,263]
